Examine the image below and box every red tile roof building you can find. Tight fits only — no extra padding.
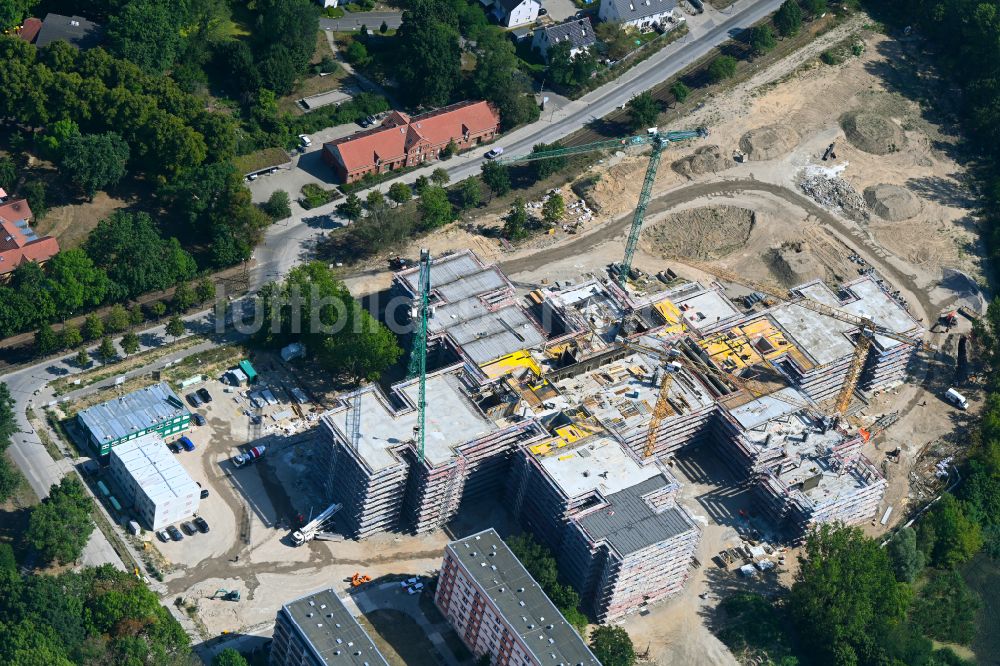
[17,18,43,43]
[322,100,501,183]
[0,198,59,278]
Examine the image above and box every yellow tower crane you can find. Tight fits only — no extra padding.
[673,259,932,415]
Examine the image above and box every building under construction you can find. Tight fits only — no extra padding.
[317,364,547,538]
[507,436,700,622]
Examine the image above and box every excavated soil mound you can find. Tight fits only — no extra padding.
[738,125,799,161]
[643,206,755,260]
[671,145,732,179]
[766,242,825,286]
[841,112,905,155]
[863,183,922,221]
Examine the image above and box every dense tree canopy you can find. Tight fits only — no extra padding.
[107,0,183,73]
[26,477,94,565]
[589,626,636,666]
[60,132,130,199]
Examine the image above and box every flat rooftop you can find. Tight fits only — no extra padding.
[324,368,496,470]
[553,349,716,436]
[279,588,388,665]
[448,529,600,666]
[396,250,547,365]
[576,476,697,556]
[111,432,199,503]
[536,435,663,500]
[673,287,744,332]
[774,453,881,509]
[78,382,189,446]
[725,388,814,431]
[770,276,922,366]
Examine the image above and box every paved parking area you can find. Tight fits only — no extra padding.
[542,0,580,22]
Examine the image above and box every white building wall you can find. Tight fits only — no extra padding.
[109,433,200,530]
[504,0,540,27]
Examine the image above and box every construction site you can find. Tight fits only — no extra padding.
[26,13,986,666]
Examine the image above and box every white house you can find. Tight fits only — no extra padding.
[599,0,677,30]
[108,433,200,531]
[318,0,338,8]
[532,17,597,60]
[481,0,541,28]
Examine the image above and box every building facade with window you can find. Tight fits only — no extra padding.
[435,529,601,666]
[108,432,200,530]
[322,101,501,183]
[270,588,388,666]
[77,382,191,457]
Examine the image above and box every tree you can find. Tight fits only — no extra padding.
[20,180,47,220]
[38,119,81,162]
[548,42,597,90]
[107,0,182,73]
[366,189,386,211]
[380,20,389,33]
[196,279,216,303]
[150,302,167,321]
[774,0,802,37]
[627,91,660,130]
[128,303,144,326]
[171,282,196,312]
[84,212,196,299]
[60,132,130,199]
[918,493,983,568]
[388,182,412,204]
[542,194,566,226]
[98,337,116,363]
[670,81,691,106]
[789,524,910,665]
[75,349,90,368]
[442,138,459,158]
[590,626,635,666]
[481,161,510,199]
[83,315,104,342]
[708,55,738,83]
[345,40,370,65]
[213,648,250,666]
[337,193,364,221]
[0,157,14,191]
[35,324,58,355]
[165,316,185,340]
[413,175,431,195]
[26,477,94,565]
[459,177,481,209]
[0,0,37,31]
[750,24,776,56]
[46,249,110,319]
[911,570,979,645]
[105,304,130,333]
[888,527,924,583]
[503,198,529,240]
[419,186,455,229]
[803,0,827,16]
[596,21,635,60]
[396,17,462,106]
[264,190,292,220]
[530,142,567,181]
[120,331,140,357]
[431,168,450,186]
[60,324,83,350]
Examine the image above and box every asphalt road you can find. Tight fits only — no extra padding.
[320,10,403,32]
[252,0,786,290]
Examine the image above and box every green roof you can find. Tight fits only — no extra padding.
[238,359,257,380]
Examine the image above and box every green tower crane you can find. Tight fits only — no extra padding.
[499,126,708,287]
[406,248,431,463]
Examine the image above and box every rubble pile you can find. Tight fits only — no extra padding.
[798,166,869,222]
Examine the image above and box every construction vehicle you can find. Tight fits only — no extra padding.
[210,589,241,601]
[233,445,265,467]
[500,126,708,288]
[351,572,372,587]
[674,259,932,415]
[291,502,342,546]
[858,411,900,444]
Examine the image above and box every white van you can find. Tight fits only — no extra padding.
[945,388,968,410]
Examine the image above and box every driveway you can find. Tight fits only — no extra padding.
[542,0,578,22]
[320,11,403,32]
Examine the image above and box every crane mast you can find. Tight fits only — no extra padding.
[407,249,431,462]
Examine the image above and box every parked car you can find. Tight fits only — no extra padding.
[298,134,312,148]
[200,488,209,499]
[179,436,195,452]
[359,117,371,128]
[484,147,504,160]
[167,525,183,541]
[156,529,170,543]
[197,388,213,404]
[192,413,206,426]
[538,7,547,14]
[186,392,202,408]
[180,521,197,536]
[194,517,210,533]
[167,440,181,454]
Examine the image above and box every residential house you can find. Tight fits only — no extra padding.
[317,0,339,8]
[34,13,104,49]
[482,0,541,28]
[598,0,677,31]
[0,198,59,279]
[532,17,597,60]
[17,17,43,43]
[322,100,501,183]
